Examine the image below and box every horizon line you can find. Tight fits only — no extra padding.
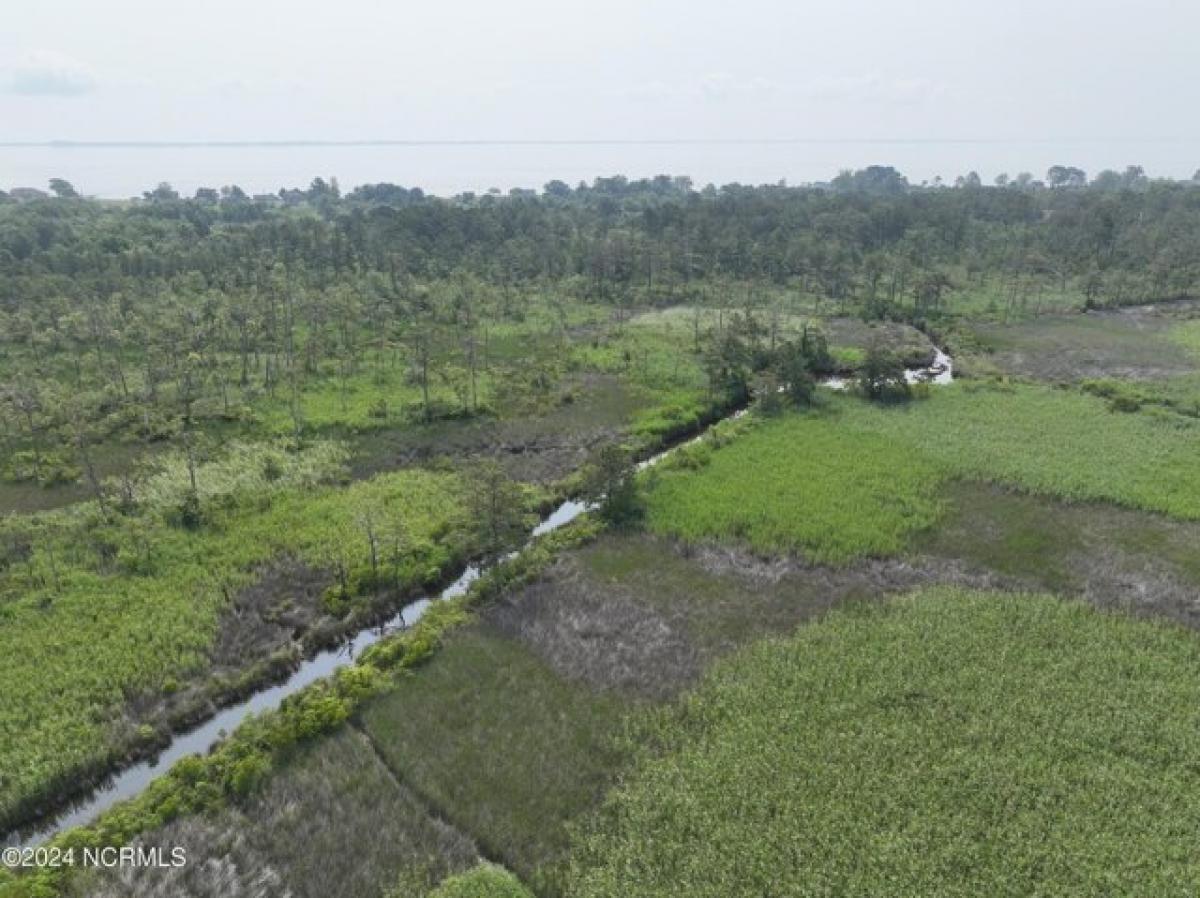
[0,136,1191,149]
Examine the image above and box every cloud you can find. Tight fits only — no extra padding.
[8,50,95,97]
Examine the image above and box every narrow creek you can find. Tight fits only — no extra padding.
[4,347,954,849]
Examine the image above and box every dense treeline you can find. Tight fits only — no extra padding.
[5,168,1200,301]
[2,167,1199,486]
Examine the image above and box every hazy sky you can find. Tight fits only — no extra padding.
[3,0,1198,190]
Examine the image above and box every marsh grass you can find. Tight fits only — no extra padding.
[568,588,1200,897]
[1168,319,1200,356]
[965,308,1198,381]
[422,864,534,898]
[69,729,479,898]
[359,627,631,897]
[645,382,1200,570]
[644,409,944,563]
[0,467,476,835]
[836,384,1200,518]
[918,481,1200,626]
[490,532,999,702]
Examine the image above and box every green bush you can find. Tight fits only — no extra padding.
[428,864,534,898]
[228,752,271,798]
[2,450,81,486]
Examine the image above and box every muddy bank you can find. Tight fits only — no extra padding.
[966,300,1200,382]
[121,556,335,738]
[486,535,1009,700]
[920,481,1200,625]
[349,374,637,484]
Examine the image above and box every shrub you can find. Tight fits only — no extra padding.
[228,752,271,798]
[427,864,535,898]
[582,446,644,531]
[857,342,911,402]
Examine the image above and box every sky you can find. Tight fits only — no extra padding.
[2,0,1198,193]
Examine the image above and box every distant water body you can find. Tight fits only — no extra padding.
[0,139,1192,199]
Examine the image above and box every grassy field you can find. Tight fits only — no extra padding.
[836,384,1200,518]
[644,414,944,563]
[1169,319,1200,355]
[0,462,483,836]
[69,729,481,898]
[1078,373,1200,419]
[567,588,1200,897]
[937,278,1087,320]
[359,627,632,896]
[643,380,1200,562]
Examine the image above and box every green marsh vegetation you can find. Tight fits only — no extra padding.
[38,473,1200,898]
[645,378,1200,570]
[6,169,1200,894]
[62,512,932,897]
[66,503,1200,898]
[566,589,1200,897]
[0,514,604,898]
[359,628,631,896]
[838,384,1200,517]
[0,451,496,837]
[959,301,1200,382]
[919,481,1200,608]
[1169,318,1200,355]
[70,728,481,898]
[645,412,943,563]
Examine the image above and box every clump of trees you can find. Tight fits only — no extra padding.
[583,445,644,529]
[857,342,912,403]
[466,459,529,556]
[700,311,834,413]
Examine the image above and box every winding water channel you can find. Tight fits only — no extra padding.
[4,347,953,849]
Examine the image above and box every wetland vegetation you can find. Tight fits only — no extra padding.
[4,169,1200,897]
